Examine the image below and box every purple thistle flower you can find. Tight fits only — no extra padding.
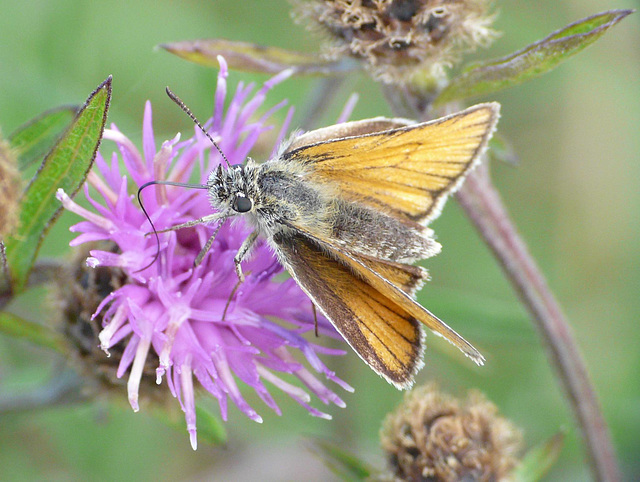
[57,57,352,450]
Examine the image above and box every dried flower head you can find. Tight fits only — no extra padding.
[380,383,521,481]
[0,133,21,238]
[293,0,497,84]
[57,58,351,449]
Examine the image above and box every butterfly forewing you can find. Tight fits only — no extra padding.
[273,231,424,389]
[285,117,411,151]
[283,103,499,224]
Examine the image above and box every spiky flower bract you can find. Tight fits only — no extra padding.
[57,58,351,450]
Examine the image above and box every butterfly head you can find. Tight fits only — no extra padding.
[207,162,258,216]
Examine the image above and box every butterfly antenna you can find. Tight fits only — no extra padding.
[165,87,231,168]
[134,181,162,273]
[134,180,209,273]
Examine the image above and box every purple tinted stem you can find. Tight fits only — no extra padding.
[456,162,619,482]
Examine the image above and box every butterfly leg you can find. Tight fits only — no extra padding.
[233,231,259,283]
[311,302,318,337]
[151,212,227,235]
[221,232,259,321]
[221,273,250,321]
[193,218,228,266]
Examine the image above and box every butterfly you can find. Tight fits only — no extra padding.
[144,97,500,388]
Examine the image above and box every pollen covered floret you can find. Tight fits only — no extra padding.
[293,0,497,83]
[57,57,352,450]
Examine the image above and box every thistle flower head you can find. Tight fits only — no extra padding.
[57,57,351,449]
[293,0,498,84]
[55,242,167,400]
[380,383,521,481]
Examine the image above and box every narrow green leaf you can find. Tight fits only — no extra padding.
[0,311,67,354]
[153,401,227,447]
[433,10,633,106]
[160,39,357,75]
[307,438,373,481]
[418,286,533,344]
[8,105,78,171]
[513,431,565,482]
[3,76,112,294]
[489,132,519,166]
[193,403,227,446]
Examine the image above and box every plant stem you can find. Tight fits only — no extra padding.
[299,76,346,131]
[382,83,619,481]
[0,258,67,310]
[0,369,85,414]
[456,162,619,482]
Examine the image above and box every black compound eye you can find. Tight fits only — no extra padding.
[232,195,252,213]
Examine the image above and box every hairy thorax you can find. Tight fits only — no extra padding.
[250,162,439,263]
[250,163,335,239]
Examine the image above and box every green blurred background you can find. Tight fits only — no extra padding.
[0,0,638,480]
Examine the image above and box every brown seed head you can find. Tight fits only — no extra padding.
[0,133,21,238]
[52,243,163,401]
[379,383,521,481]
[292,0,498,84]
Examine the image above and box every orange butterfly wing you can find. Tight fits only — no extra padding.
[273,231,425,388]
[332,246,484,366]
[280,222,485,368]
[283,103,499,224]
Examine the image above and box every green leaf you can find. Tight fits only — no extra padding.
[160,39,357,75]
[433,10,633,106]
[513,431,565,482]
[0,311,67,354]
[418,286,533,344]
[307,438,373,481]
[193,403,227,446]
[153,401,227,447]
[8,105,78,172]
[3,76,112,294]
[488,132,519,166]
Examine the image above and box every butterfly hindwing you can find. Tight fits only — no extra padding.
[272,231,424,389]
[332,246,484,366]
[285,117,412,152]
[281,221,485,367]
[343,249,429,297]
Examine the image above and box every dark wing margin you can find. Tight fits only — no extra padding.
[281,221,485,367]
[272,231,424,389]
